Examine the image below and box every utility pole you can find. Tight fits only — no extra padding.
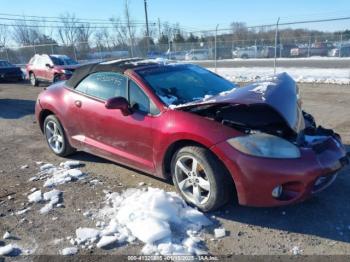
[274,17,280,75]
[214,24,219,73]
[144,0,150,52]
[158,18,161,38]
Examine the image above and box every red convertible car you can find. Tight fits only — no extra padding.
[35,59,349,211]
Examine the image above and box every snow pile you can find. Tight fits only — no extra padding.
[26,161,85,215]
[40,189,62,214]
[73,187,212,255]
[209,67,350,85]
[34,161,86,188]
[28,190,42,203]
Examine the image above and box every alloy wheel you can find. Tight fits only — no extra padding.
[45,120,64,154]
[175,155,211,205]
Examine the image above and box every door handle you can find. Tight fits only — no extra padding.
[74,100,82,108]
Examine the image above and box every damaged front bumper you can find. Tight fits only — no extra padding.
[211,135,349,207]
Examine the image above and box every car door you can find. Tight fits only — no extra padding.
[33,57,46,80]
[43,56,54,81]
[70,71,156,173]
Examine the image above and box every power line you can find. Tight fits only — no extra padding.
[0,16,153,25]
[0,12,199,32]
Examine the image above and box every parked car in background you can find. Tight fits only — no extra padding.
[26,54,80,86]
[0,60,23,82]
[216,46,234,59]
[185,49,210,60]
[167,51,187,60]
[329,45,350,57]
[232,46,266,59]
[35,58,349,211]
[279,44,298,57]
[290,42,334,57]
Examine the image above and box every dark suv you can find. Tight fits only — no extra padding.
[26,54,80,86]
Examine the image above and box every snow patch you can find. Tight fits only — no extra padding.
[28,190,42,203]
[214,228,226,239]
[3,231,11,240]
[209,67,350,85]
[290,246,303,255]
[159,95,178,106]
[61,247,78,256]
[43,169,85,188]
[0,244,14,256]
[59,160,81,169]
[96,235,119,249]
[75,228,100,245]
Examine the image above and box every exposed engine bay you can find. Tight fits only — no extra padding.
[186,103,341,149]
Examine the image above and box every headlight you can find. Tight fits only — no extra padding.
[61,69,73,74]
[227,133,300,159]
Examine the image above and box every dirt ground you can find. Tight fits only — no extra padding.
[0,81,350,259]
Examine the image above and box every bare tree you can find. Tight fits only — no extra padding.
[12,18,38,45]
[0,25,9,47]
[124,0,136,56]
[58,13,80,46]
[76,23,94,46]
[231,22,249,42]
[110,17,129,47]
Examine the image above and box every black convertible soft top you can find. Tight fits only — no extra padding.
[66,58,159,88]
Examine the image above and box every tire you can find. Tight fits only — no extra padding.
[53,75,61,83]
[171,146,231,212]
[43,115,75,157]
[241,54,249,59]
[30,72,39,87]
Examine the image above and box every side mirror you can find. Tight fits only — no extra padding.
[105,97,132,116]
[45,63,53,68]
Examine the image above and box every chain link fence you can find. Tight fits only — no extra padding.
[1,19,350,68]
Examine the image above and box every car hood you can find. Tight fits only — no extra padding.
[175,73,305,133]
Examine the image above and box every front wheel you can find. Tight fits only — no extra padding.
[43,115,75,157]
[171,146,231,212]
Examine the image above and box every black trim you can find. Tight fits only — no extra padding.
[66,58,157,89]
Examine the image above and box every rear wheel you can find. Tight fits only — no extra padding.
[171,146,230,212]
[30,73,39,87]
[43,115,75,157]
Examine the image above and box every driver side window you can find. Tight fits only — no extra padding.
[75,72,127,100]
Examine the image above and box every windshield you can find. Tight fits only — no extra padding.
[0,61,13,67]
[136,64,235,105]
[50,56,78,66]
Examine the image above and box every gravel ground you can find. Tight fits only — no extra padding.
[0,81,349,259]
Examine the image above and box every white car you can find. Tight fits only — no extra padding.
[185,49,210,60]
